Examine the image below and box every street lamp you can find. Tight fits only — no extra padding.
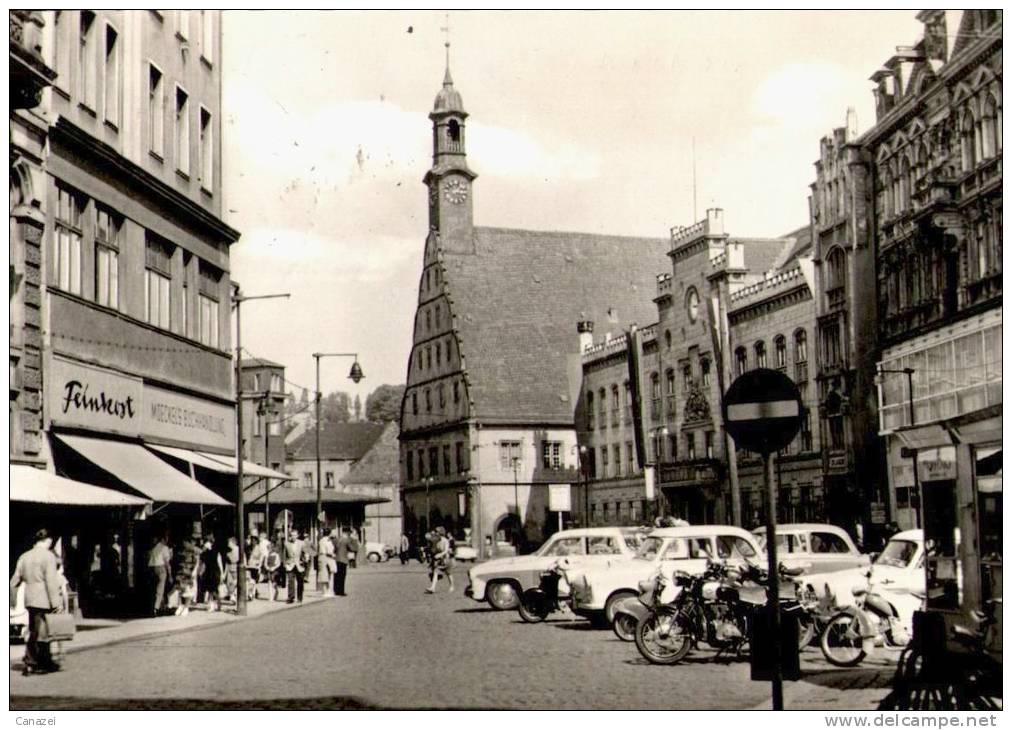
[573,444,590,527]
[232,286,289,616]
[511,455,521,550]
[313,352,364,566]
[649,426,669,523]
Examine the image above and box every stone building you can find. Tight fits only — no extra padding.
[11,11,247,605]
[580,210,819,527]
[340,421,404,547]
[861,10,1001,626]
[239,358,287,473]
[398,63,669,555]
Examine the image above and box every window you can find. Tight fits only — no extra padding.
[425,309,431,331]
[716,535,757,560]
[981,96,1000,158]
[182,281,188,337]
[175,87,190,174]
[774,336,787,370]
[686,432,696,460]
[417,350,423,371]
[302,472,313,488]
[455,442,465,474]
[406,451,414,481]
[428,447,438,476]
[411,392,418,416]
[425,346,431,370]
[443,445,451,475]
[269,420,280,437]
[424,388,431,413]
[667,433,678,460]
[95,208,119,309]
[145,270,171,328]
[434,304,441,328]
[961,112,977,172]
[735,347,748,376]
[700,358,711,387]
[417,449,426,477]
[611,384,619,410]
[325,472,335,488]
[755,341,767,369]
[435,342,442,367]
[52,12,70,93]
[586,391,595,429]
[199,107,213,191]
[271,374,282,391]
[200,10,213,63]
[499,441,521,470]
[453,381,460,404]
[597,387,606,428]
[176,9,189,40]
[541,441,562,469]
[600,446,609,478]
[437,384,445,409]
[198,294,219,348]
[588,536,621,555]
[800,410,813,452]
[613,444,621,477]
[252,374,260,391]
[666,369,676,396]
[543,537,585,557]
[821,321,842,368]
[809,532,849,554]
[682,364,691,389]
[626,442,635,473]
[794,329,808,387]
[53,186,83,295]
[103,24,120,125]
[827,248,846,293]
[705,431,714,459]
[79,11,97,109]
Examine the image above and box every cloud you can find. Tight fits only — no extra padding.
[750,62,853,132]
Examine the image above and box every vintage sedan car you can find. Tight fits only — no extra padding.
[466,527,647,610]
[568,525,763,624]
[804,529,925,630]
[751,523,870,574]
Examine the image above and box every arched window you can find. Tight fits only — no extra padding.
[754,341,767,369]
[794,329,808,363]
[650,373,660,399]
[425,346,431,369]
[447,119,460,142]
[424,388,432,413]
[881,171,893,219]
[598,388,606,420]
[826,247,847,292]
[735,347,748,376]
[774,336,787,370]
[425,308,432,331]
[438,384,445,409]
[665,368,675,395]
[899,156,911,212]
[962,112,977,171]
[435,342,442,367]
[682,363,692,389]
[700,358,711,387]
[611,384,620,410]
[981,96,999,158]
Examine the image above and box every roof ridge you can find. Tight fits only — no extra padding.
[473,225,666,242]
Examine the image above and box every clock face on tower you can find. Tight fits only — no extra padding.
[443,179,469,205]
[686,287,700,323]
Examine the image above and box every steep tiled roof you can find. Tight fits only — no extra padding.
[442,226,669,424]
[245,482,388,505]
[732,237,795,277]
[287,422,385,461]
[341,422,400,486]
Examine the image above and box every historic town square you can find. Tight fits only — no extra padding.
[8,9,1002,717]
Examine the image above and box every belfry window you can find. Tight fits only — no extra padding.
[447,119,460,142]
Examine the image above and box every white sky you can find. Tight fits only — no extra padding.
[221,10,924,403]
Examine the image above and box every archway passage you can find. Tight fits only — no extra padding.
[491,513,522,556]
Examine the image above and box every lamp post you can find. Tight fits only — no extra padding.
[257,390,271,537]
[511,455,521,551]
[878,366,919,529]
[313,352,364,583]
[424,476,433,532]
[232,286,289,616]
[650,426,669,522]
[574,444,590,527]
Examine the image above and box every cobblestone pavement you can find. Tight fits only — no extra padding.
[10,563,894,710]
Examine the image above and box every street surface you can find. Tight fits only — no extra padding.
[10,562,895,710]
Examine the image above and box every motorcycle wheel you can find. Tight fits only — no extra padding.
[613,612,638,642]
[820,612,867,667]
[518,595,550,624]
[635,610,692,665]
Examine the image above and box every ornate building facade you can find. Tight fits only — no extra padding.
[864,10,1001,626]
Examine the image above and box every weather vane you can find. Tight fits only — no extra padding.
[440,12,451,69]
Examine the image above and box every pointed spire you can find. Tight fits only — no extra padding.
[441,12,452,85]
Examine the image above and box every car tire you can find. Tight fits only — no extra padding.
[367,552,381,563]
[604,591,637,624]
[487,581,520,610]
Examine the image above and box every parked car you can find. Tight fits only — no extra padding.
[804,529,925,631]
[466,527,648,610]
[453,544,478,562]
[568,525,763,625]
[751,523,871,574]
[363,541,394,563]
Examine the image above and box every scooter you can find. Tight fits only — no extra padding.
[819,569,911,667]
[517,559,572,623]
[612,571,666,642]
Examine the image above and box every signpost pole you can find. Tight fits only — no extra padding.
[763,447,782,711]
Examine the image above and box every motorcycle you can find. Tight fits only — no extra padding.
[518,559,572,623]
[612,570,667,642]
[634,560,811,665]
[819,568,911,667]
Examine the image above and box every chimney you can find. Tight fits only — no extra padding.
[845,107,858,141]
[577,320,594,353]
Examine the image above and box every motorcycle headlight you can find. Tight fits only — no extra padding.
[637,579,652,593]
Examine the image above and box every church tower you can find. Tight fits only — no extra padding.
[423,49,477,247]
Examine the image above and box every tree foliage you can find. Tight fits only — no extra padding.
[365,384,405,423]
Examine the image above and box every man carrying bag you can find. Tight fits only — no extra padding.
[10,528,69,674]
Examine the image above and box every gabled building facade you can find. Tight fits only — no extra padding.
[399,66,669,555]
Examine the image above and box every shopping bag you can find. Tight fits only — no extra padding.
[40,612,76,643]
[166,589,181,609]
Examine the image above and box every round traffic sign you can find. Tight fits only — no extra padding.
[722,368,804,455]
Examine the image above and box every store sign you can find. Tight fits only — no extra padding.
[49,357,235,451]
[548,484,572,512]
[827,454,849,472]
[917,446,957,482]
[143,385,235,452]
[49,357,143,437]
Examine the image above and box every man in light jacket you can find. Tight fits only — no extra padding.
[318,530,337,596]
[10,528,65,673]
[283,531,306,604]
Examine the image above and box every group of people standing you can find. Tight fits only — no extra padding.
[243,526,360,601]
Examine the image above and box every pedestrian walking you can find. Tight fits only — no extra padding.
[284,531,306,603]
[264,536,283,601]
[425,527,454,594]
[224,536,241,603]
[319,529,337,596]
[197,536,222,611]
[333,527,360,596]
[147,532,173,616]
[399,533,411,565]
[10,529,65,674]
[246,534,266,600]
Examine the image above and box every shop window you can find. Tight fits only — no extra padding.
[975,445,1002,603]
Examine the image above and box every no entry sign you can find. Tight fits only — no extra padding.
[722,368,803,455]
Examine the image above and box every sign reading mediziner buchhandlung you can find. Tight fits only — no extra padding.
[49,356,235,451]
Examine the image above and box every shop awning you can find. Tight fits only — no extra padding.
[245,482,388,506]
[193,451,291,480]
[146,444,235,474]
[55,434,230,506]
[11,465,150,507]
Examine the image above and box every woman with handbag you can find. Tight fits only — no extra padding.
[10,529,66,674]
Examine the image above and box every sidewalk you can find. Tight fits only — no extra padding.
[10,589,333,665]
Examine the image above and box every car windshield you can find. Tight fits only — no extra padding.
[540,536,585,557]
[623,532,648,551]
[635,537,664,560]
[875,539,918,568]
